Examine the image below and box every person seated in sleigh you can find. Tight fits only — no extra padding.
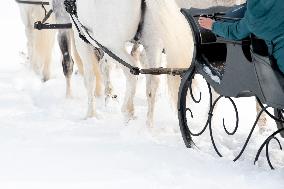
[198,0,284,75]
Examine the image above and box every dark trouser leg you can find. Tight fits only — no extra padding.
[273,47,284,137]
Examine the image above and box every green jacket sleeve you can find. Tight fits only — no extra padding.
[212,18,251,40]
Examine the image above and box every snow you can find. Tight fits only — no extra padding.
[203,66,221,83]
[0,1,283,188]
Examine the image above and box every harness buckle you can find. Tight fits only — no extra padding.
[34,21,43,30]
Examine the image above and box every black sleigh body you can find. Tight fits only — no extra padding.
[178,4,284,169]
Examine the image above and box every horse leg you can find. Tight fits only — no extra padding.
[69,30,104,98]
[20,7,39,74]
[74,35,99,118]
[26,26,43,76]
[122,69,137,122]
[58,30,74,97]
[29,28,55,82]
[19,5,55,82]
[99,57,115,103]
[256,102,267,133]
[145,72,160,128]
[25,28,38,73]
[70,30,84,76]
[139,43,162,128]
[119,51,138,122]
[71,32,103,103]
[93,50,103,97]
[41,30,55,82]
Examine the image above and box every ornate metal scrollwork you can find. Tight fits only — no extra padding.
[254,130,284,170]
[178,67,284,169]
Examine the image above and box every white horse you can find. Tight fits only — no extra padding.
[18,0,55,81]
[71,0,194,126]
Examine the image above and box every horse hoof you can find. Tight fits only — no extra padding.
[65,95,73,99]
[42,77,49,83]
[258,126,272,135]
[65,92,73,99]
[146,120,154,128]
[84,111,98,120]
[123,113,137,125]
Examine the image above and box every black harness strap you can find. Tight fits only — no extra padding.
[42,9,53,23]
[15,0,49,5]
[34,22,72,30]
[34,8,72,30]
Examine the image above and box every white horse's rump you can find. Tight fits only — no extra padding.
[18,1,55,81]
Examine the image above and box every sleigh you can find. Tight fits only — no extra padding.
[178,4,284,169]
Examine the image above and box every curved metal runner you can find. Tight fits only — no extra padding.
[178,67,284,169]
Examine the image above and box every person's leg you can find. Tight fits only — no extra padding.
[273,43,284,137]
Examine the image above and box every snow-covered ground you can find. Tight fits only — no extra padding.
[0,1,283,188]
